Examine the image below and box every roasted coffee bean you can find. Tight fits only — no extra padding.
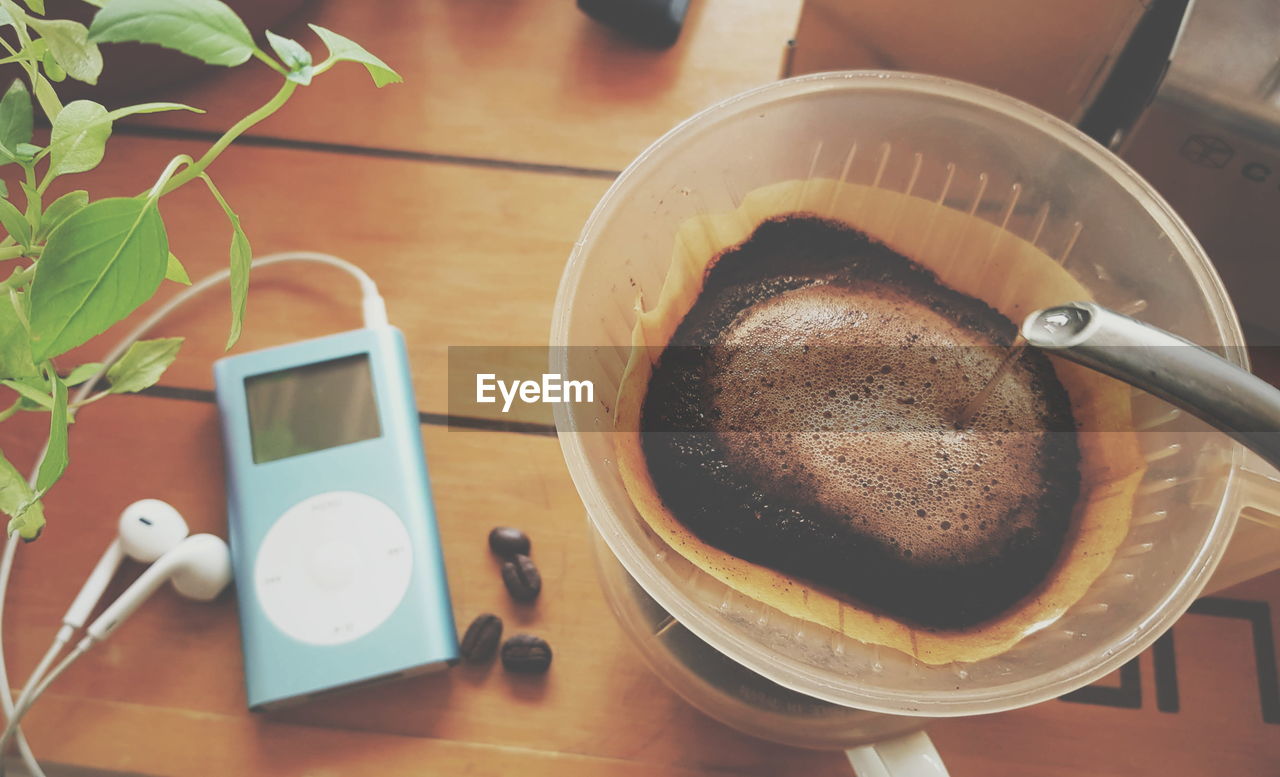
[501,634,552,674]
[459,613,503,662]
[488,526,531,558]
[501,554,542,602]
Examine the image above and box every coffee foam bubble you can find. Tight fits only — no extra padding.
[708,283,1056,567]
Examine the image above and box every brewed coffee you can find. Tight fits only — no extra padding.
[640,215,1079,628]
[614,178,1145,664]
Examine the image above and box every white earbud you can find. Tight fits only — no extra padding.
[118,498,190,561]
[2,504,232,771]
[84,533,232,642]
[61,499,190,634]
[59,500,233,646]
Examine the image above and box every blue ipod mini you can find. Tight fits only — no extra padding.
[214,326,458,710]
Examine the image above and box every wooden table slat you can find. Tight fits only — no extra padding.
[124,0,804,173]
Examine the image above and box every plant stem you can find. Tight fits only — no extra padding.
[0,1,42,104]
[70,389,109,410]
[23,163,40,224]
[159,80,297,196]
[1,264,32,289]
[0,398,19,423]
[35,167,54,197]
[251,48,289,76]
[146,154,193,202]
[312,57,337,77]
[0,247,25,261]
[8,287,28,332]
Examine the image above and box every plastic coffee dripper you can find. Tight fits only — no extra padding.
[551,72,1280,774]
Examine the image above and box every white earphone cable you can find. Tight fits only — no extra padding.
[0,252,385,775]
[0,512,46,777]
[0,641,88,757]
[11,639,66,723]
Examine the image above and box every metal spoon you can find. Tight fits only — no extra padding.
[1020,301,1280,470]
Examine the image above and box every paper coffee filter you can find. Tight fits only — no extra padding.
[614,177,1147,665]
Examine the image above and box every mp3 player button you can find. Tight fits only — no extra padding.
[255,491,414,646]
[307,540,359,590]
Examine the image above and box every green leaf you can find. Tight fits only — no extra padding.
[28,197,169,360]
[88,0,255,67]
[1,377,51,408]
[105,102,203,121]
[34,189,87,241]
[164,251,190,285]
[29,18,104,86]
[31,73,61,121]
[41,49,66,82]
[199,175,249,348]
[0,181,6,198]
[22,39,47,61]
[35,372,66,493]
[0,299,36,379]
[266,30,312,86]
[105,336,181,393]
[0,79,34,154]
[265,30,309,70]
[226,229,249,347]
[14,142,39,160]
[309,25,402,87]
[0,451,44,540]
[62,361,103,386]
[1,376,55,412]
[20,0,44,14]
[47,99,109,177]
[0,197,30,246]
[41,101,199,180]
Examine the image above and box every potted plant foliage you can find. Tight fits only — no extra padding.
[0,0,401,538]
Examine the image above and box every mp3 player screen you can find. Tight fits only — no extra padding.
[244,354,383,464]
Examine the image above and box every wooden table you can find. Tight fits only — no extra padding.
[2,1,1278,775]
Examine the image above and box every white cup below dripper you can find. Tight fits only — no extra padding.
[590,527,949,775]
